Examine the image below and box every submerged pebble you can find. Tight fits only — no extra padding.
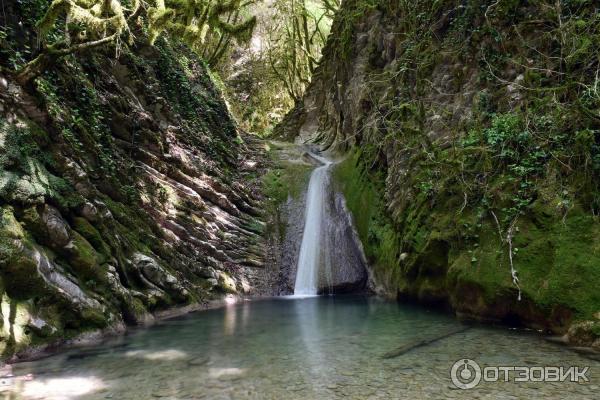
[6,297,599,399]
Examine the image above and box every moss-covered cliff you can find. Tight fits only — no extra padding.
[0,2,268,360]
[279,0,600,346]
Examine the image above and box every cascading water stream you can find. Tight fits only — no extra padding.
[294,155,332,295]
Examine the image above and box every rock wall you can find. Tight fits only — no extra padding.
[278,0,600,347]
[0,5,269,360]
[320,187,369,294]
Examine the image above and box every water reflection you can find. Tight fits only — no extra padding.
[223,299,252,337]
[293,298,323,393]
[18,376,105,400]
[3,296,599,399]
[223,302,237,336]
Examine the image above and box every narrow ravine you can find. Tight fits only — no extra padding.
[2,144,599,399]
[1,1,599,399]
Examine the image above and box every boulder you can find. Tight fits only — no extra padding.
[27,316,57,338]
[80,201,100,222]
[566,321,600,350]
[132,253,189,300]
[196,265,219,280]
[41,205,70,247]
[217,272,237,294]
[317,192,368,294]
[0,209,106,328]
[207,278,218,288]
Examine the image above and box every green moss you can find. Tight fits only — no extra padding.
[263,162,312,206]
[448,222,512,303]
[63,231,108,287]
[102,197,153,252]
[262,159,312,241]
[242,218,265,236]
[520,210,600,318]
[126,297,149,321]
[0,207,48,300]
[1,251,46,301]
[72,217,112,263]
[78,308,109,328]
[333,152,374,244]
[442,195,600,320]
[329,0,380,60]
[591,322,600,337]
[332,143,600,320]
[332,150,401,280]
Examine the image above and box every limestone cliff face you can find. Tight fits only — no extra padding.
[0,8,268,360]
[279,0,600,346]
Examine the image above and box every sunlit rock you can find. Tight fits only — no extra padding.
[27,316,57,338]
[125,349,187,361]
[21,376,106,400]
[218,272,238,294]
[132,253,189,300]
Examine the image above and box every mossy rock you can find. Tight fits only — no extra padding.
[19,205,46,240]
[62,231,108,286]
[332,150,401,273]
[0,206,24,239]
[0,244,48,301]
[217,272,237,294]
[331,148,600,331]
[121,297,152,325]
[78,307,109,328]
[0,208,47,300]
[262,162,313,206]
[71,217,112,263]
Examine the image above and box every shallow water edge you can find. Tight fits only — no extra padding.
[5,295,600,400]
[4,295,247,364]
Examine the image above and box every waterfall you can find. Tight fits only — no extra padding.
[294,156,331,295]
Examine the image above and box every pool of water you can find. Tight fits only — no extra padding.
[5,296,599,399]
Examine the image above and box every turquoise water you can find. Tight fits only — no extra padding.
[6,296,599,399]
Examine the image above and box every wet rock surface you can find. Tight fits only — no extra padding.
[302,165,369,295]
[319,192,369,294]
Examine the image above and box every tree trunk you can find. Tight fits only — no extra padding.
[14,34,118,86]
[14,51,59,86]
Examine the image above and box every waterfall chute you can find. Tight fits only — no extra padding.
[293,156,331,295]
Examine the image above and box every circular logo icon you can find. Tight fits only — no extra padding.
[451,359,482,389]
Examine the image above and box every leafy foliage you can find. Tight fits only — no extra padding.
[264,0,336,102]
[8,0,257,83]
[217,0,337,134]
[147,0,256,52]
